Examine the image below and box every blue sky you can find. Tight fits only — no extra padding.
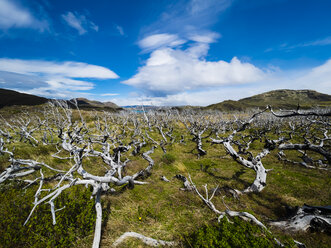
[0,0,331,106]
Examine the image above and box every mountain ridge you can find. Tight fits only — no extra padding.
[205,89,331,111]
[1,88,331,111]
[0,88,48,109]
[0,88,121,110]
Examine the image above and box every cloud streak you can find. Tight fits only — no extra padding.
[62,11,98,35]
[266,36,331,52]
[0,58,119,98]
[115,25,124,36]
[0,59,118,79]
[101,93,119,96]
[142,0,233,41]
[138,33,186,51]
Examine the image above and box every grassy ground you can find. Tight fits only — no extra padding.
[0,107,330,247]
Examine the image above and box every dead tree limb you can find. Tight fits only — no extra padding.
[113,232,176,247]
[270,205,331,233]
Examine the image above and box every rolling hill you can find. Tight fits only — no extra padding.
[68,98,121,110]
[206,89,331,111]
[0,88,48,109]
[0,88,121,111]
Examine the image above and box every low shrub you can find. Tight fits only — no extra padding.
[161,153,176,165]
[181,217,295,248]
[0,181,109,248]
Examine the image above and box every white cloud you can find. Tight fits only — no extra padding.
[101,93,119,96]
[0,58,119,99]
[287,59,331,93]
[62,11,98,35]
[188,31,220,43]
[123,44,264,95]
[0,0,48,31]
[21,87,92,99]
[138,33,186,51]
[45,77,93,91]
[189,0,233,15]
[138,31,221,54]
[0,59,118,79]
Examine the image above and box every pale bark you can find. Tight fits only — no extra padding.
[113,232,176,247]
[270,205,331,232]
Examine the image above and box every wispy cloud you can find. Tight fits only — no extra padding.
[0,58,119,98]
[138,31,220,54]
[266,36,331,52]
[0,0,48,31]
[115,24,124,36]
[0,59,118,79]
[141,0,233,40]
[188,31,220,43]
[138,33,186,51]
[62,11,98,35]
[101,93,119,96]
[295,36,331,48]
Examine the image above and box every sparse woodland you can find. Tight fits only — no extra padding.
[0,101,330,248]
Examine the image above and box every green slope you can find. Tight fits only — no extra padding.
[206,89,331,111]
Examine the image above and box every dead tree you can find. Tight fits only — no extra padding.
[270,205,331,233]
[181,112,215,158]
[211,108,272,193]
[267,106,331,169]
[187,175,286,246]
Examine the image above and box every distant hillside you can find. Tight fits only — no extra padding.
[68,98,121,110]
[0,88,121,111]
[206,89,331,111]
[171,105,202,112]
[0,88,48,109]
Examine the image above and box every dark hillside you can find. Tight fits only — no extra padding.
[67,98,122,110]
[0,88,48,109]
[0,88,121,111]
